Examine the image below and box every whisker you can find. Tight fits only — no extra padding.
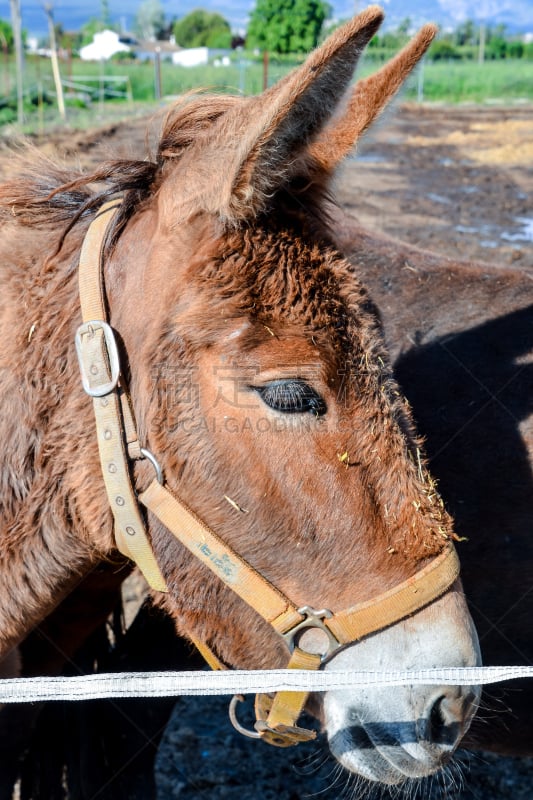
[294,745,331,776]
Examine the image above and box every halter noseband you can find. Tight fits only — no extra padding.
[75,200,460,747]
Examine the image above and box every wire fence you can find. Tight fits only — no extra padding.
[1,666,533,704]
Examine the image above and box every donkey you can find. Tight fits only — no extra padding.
[0,7,481,795]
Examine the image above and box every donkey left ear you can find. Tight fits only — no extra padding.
[201,7,385,222]
[308,23,437,172]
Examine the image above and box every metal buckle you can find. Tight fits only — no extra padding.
[75,320,120,397]
[228,696,315,746]
[282,606,340,662]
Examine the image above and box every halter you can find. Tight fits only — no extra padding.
[75,201,461,747]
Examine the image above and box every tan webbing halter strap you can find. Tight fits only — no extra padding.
[76,200,461,747]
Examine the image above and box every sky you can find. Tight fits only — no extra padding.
[2,0,533,41]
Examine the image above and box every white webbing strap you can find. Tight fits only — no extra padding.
[0,666,531,704]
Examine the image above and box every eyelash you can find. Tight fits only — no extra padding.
[254,380,327,416]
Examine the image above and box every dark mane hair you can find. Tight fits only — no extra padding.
[0,94,237,249]
[0,92,334,257]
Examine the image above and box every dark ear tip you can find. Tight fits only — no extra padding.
[363,4,385,18]
[360,5,386,25]
[337,5,384,40]
[358,6,386,38]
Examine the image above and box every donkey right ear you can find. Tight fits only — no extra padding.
[308,23,437,172]
[195,7,385,223]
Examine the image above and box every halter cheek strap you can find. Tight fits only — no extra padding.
[76,201,167,592]
[75,200,461,747]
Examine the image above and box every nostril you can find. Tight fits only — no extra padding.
[429,696,446,742]
[428,694,462,748]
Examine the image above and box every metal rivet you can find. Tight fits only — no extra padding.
[104,429,112,440]
[108,463,117,474]
[100,397,109,407]
[126,526,135,536]
[90,364,99,375]
[116,496,125,506]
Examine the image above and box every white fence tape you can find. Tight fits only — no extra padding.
[1,666,532,703]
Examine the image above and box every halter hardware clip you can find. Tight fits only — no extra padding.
[282,606,340,662]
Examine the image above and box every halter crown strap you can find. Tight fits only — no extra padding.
[76,201,461,747]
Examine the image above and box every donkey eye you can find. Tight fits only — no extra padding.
[254,380,327,416]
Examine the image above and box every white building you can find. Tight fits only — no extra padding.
[171,47,230,67]
[80,30,131,61]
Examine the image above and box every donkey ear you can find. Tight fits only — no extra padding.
[308,23,437,172]
[203,7,384,221]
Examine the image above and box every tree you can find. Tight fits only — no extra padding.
[101,0,111,29]
[134,0,166,41]
[0,18,14,52]
[429,40,461,61]
[173,9,231,48]
[58,27,79,52]
[486,34,507,59]
[454,19,476,46]
[397,17,411,36]
[79,17,118,45]
[247,0,330,54]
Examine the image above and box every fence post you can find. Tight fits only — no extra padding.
[154,47,162,100]
[417,58,425,103]
[239,56,245,94]
[45,4,66,120]
[38,80,44,134]
[99,56,105,115]
[9,0,24,125]
[262,50,269,91]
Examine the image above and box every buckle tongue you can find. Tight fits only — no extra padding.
[75,320,120,397]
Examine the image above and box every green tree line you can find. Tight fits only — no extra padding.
[364,17,533,61]
[1,4,532,59]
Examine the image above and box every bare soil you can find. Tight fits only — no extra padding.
[338,103,532,272]
[3,103,531,267]
[2,103,532,799]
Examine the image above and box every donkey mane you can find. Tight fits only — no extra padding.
[0,93,332,259]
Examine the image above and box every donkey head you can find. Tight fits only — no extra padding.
[103,6,480,786]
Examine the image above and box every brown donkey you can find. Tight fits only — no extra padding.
[0,7,481,794]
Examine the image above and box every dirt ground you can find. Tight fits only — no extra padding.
[337,102,532,271]
[2,103,532,798]
[3,101,530,269]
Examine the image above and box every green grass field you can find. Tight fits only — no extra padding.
[1,54,532,133]
[402,59,533,103]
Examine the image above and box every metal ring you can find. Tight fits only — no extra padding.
[228,695,261,739]
[282,606,339,662]
[140,448,164,484]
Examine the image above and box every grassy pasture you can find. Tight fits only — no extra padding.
[0,54,532,133]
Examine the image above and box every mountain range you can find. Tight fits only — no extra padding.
[2,0,533,42]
